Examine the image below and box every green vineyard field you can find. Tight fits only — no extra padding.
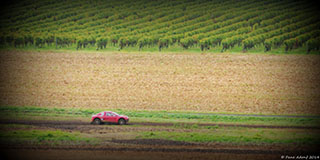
[0,0,319,53]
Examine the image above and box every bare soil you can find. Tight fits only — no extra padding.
[1,119,320,130]
[1,149,280,160]
[1,51,320,114]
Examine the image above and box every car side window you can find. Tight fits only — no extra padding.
[99,112,105,116]
[106,113,111,116]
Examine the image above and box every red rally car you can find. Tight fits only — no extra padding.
[91,111,129,125]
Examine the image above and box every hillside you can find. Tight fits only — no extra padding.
[0,0,320,53]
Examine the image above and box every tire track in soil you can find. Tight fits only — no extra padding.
[1,120,318,130]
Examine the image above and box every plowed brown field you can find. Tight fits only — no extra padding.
[1,51,320,114]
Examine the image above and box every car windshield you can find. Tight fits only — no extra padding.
[112,112,119,116]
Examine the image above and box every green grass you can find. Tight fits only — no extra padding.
[1,44,319,55]
[0,126,95,145]
[139,127,320,144]
[0,106,319,127]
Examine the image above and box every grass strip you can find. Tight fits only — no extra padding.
[139,128,320,144]
[0,127,95,145]
[0,106,319,127]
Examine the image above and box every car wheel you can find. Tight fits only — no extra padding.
[118,119,126,125]
[93,118,101,125]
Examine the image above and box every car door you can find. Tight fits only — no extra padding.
[105,112,113,122]
[109,112,118,123]
[100,112,107,122]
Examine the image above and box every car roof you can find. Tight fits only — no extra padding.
[99,111,115,114]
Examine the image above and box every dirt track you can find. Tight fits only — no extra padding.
[1,143,319,160]
[1,149,282,160]
[1,119,319,130]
